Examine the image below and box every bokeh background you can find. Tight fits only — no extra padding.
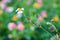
[0,0,60,40]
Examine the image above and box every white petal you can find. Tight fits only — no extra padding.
[21,8,24,11]
[17,11,23,14]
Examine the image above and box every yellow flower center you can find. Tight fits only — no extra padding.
[12,15,18,21]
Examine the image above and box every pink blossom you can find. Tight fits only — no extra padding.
[5,7,14,13]
[37,0,42,3]
[8,23,16,30]
[41,10,47,18]
[17,22,24,31]
[0,0,12,9]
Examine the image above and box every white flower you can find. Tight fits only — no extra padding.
[21,8,24,11]
[16,8,24,18]
[17,11,23,14]
[16,8,24,12]
[16,11,23,18]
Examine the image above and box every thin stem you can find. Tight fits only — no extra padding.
[41,27,52,36]
[23,12,53,36]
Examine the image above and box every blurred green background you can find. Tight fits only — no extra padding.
[0,0,60,40]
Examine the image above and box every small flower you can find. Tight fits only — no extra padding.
[16,11,23,18]
[41,10,47,18]
[12,14,18,21]
[37,0,42,3]
[0,2,6,9]
[16,8,24,18]
[51,16,59,22]
[33,2,42,9]
[16,8,24,12]
[8,22,16,30]
[17,11,23,14]
[17,22,24,31]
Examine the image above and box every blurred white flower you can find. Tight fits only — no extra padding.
[6,7,14,13]
[16,8,24,12]
[41,10,47,18]
[8,34,12,39]
[16,8,24,18]
[30,26,35,31]
[17,11,23,14]
[17,11,23,18]
[17,22,24,31]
